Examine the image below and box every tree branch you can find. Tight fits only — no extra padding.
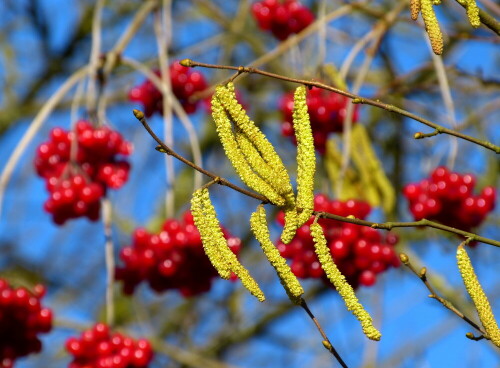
[180,60,500,154]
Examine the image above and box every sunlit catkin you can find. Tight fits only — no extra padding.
[293,86,315,227]
[250,205,304,304]
[280,201,298,244]
[420,0,443,55]
[191,188,231,279]
[310,222,381,341]
[215,84,293,197]
[410,0,420,21]
[234,130,290,196]
[457,245,500,347]
[211,95,286,207]
[194,187,265,302]
[465,0,481,28]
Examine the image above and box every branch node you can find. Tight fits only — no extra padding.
[420,267,427,279]
[465,332,485,341]
[322,340,333,351]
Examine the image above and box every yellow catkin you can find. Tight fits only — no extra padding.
[310,222,381,341]
[293,86,315,227]
[410,0,421,20]
[234,130,290,196]
[211,95,286,207]
[195,188,265,302]
[457,245,500,347]
[280,208,298,244]
[250,205,304,304]
[215,84,293,197]
[466,0,481,28]
[421,0,443,55]
[191,189,231,279]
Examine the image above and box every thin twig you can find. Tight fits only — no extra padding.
[122,56,203,190]
[86,0,105,115]
[102,198,115,326]
[154,3,175,218]
[427,32,458,170]
[299,297,349,367]
[399,251,487,337]
[133,110,500,248]
[180,60,500,154]
[338,3,404,197]
[0,66,89,222]
[132,110,269,203]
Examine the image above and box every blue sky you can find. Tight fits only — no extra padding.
[1,1,500,367]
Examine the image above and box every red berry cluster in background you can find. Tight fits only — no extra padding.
[251,0,315,40]
[128,63,207,117]
[276,194,399,288]
[34,121,132,225]
[65,323,153,368]
[0,280,52,368]
[116,211,241,297]
[403,166,496,232]
[280,87,359,154]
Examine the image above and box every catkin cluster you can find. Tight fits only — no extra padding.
[310,222,381,341]
[211,83,316,245]
[411,0,481,55]
[250,205,304,304]
[457,245,500,347]
[191,188,265,302]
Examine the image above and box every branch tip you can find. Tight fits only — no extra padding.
[132,109,144,120]
[179,59,193,67]
[399,253,409,264]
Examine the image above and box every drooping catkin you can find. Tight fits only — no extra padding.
[420,0,443,55]
[215,84,293,197]
[410,0,421,21]
[465,0,481,28]
[211,95,286,207]
[191,188,231,279]
[292,85,315,227]
[280,200,298,244]
[457,245,500,347]
[310,222,381,341]
[234,130,290,196]
[194,187,265,302]
[250,205,304,304]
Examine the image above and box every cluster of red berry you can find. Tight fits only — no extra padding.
[129,63,207,117]
[0,280,52,368]
[65,323,153,368]
[280,87,359,154]
[251,0,315,40]
[403,166,496,232]
[276,194,399,288]
[34,121,133,225]
[116,211,241,297]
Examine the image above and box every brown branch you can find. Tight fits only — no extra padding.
[132,109,268,203]
[299,298,349,367]
[132,110,500,249]
[179,59,500,154]
[399,252,487,338]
